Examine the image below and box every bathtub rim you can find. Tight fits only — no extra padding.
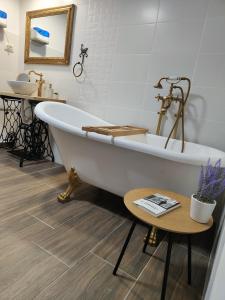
[35,101,225,167]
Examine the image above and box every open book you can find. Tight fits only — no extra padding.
[133,193,181,217]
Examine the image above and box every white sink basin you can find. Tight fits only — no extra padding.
[7,80,37,96]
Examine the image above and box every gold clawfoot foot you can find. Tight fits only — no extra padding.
[57,168,82,203]
[144,226,159,247]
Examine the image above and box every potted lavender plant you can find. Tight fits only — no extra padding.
[190,159,225,223]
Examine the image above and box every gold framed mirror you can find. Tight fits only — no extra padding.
[24,4,75,65]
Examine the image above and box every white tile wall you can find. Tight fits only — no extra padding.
[14,0,225,152]
[116,24,155,54]
[111,54,150,82]
[201,18,225,53]
[153,21,204,55]
[189,86,225,123]
[117,0,159,25]
[193,54,225,88]
[147,53,196,84]
[158,0,208,22]
[108,82,145,109]
[207,0,225,18]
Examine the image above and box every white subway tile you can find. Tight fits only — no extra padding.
[147,53,196,83]
[88,0,120,29]
[111,54,150,82]
[143,84,163,112]
[75,101,107,120]
[207,0,225,18]
[108,82,145,109]
[193,54,225,88]
[186,86,225,123]
[138,109,159,132]
[76,4,89,30]
[158,0,208,22]
[116,24,155,54]
[200,17,225,53]
[117,0,159,25]
[104,106,141,126]
[153,21,203,54]
[185,118,225,151]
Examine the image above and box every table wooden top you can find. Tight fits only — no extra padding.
[0,92,66,103]
[124,188,213,234]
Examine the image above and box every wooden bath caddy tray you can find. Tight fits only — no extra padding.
[82,125,148,137]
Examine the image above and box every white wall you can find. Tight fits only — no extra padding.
[19,0,225,152]
[0,0,20,91]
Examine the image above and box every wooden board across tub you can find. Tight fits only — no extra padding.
[82,125,148,137]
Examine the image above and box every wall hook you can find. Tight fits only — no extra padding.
[73,44,88,78]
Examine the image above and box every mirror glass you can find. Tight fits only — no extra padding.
[30,14,67,58]
[25,5,75,65]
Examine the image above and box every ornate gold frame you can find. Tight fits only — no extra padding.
[24,4,75,65]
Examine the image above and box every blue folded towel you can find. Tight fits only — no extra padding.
[33,27,50,38]
[0,10,7,19]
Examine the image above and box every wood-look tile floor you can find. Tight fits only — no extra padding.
[0,149,209,299]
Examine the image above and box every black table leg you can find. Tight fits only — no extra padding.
[19,157,24,168]
[143,226,152,253]
[113,220,137,275]
[0,97,22,149]
[161,233,173,300]
[187,234,192,285]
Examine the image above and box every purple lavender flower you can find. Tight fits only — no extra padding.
[196,159,225,203]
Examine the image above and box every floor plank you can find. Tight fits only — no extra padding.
[0,183,63,221]
[0,212,54,243]
[94,220,157,278]
[0,233,68,300]
[0,149,209,299]
[36,253,135,300]
[126,240,208,300]
[35,205,125,266]
[28,186,102,228]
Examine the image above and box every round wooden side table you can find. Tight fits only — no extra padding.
[113,188,213,300]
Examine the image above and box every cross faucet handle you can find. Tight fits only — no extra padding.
[155,94,164,101]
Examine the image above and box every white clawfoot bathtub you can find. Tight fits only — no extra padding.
[35,102,225,197]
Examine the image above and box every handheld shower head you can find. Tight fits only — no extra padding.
[154,76,175,89]
[167,76,180,81]
[154,81,163,89]
[154,76,168,89]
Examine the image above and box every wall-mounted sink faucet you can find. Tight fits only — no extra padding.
[154,76,191,152]
[28,70,44,97]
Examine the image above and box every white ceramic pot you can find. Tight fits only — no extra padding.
[190,194,216,223]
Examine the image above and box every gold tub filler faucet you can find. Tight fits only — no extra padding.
[28,70,44,97]
[147,76,191,248]
[154,76,191,153]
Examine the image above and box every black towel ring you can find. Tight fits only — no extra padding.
[73,44,88,78]
[73,62,83,78]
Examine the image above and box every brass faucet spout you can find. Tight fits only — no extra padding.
[153,76,191,152]
[28,70,44,97]
[154,77,168,89]
[28,70,43,79]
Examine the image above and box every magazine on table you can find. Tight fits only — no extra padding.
[133,193,181,217]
